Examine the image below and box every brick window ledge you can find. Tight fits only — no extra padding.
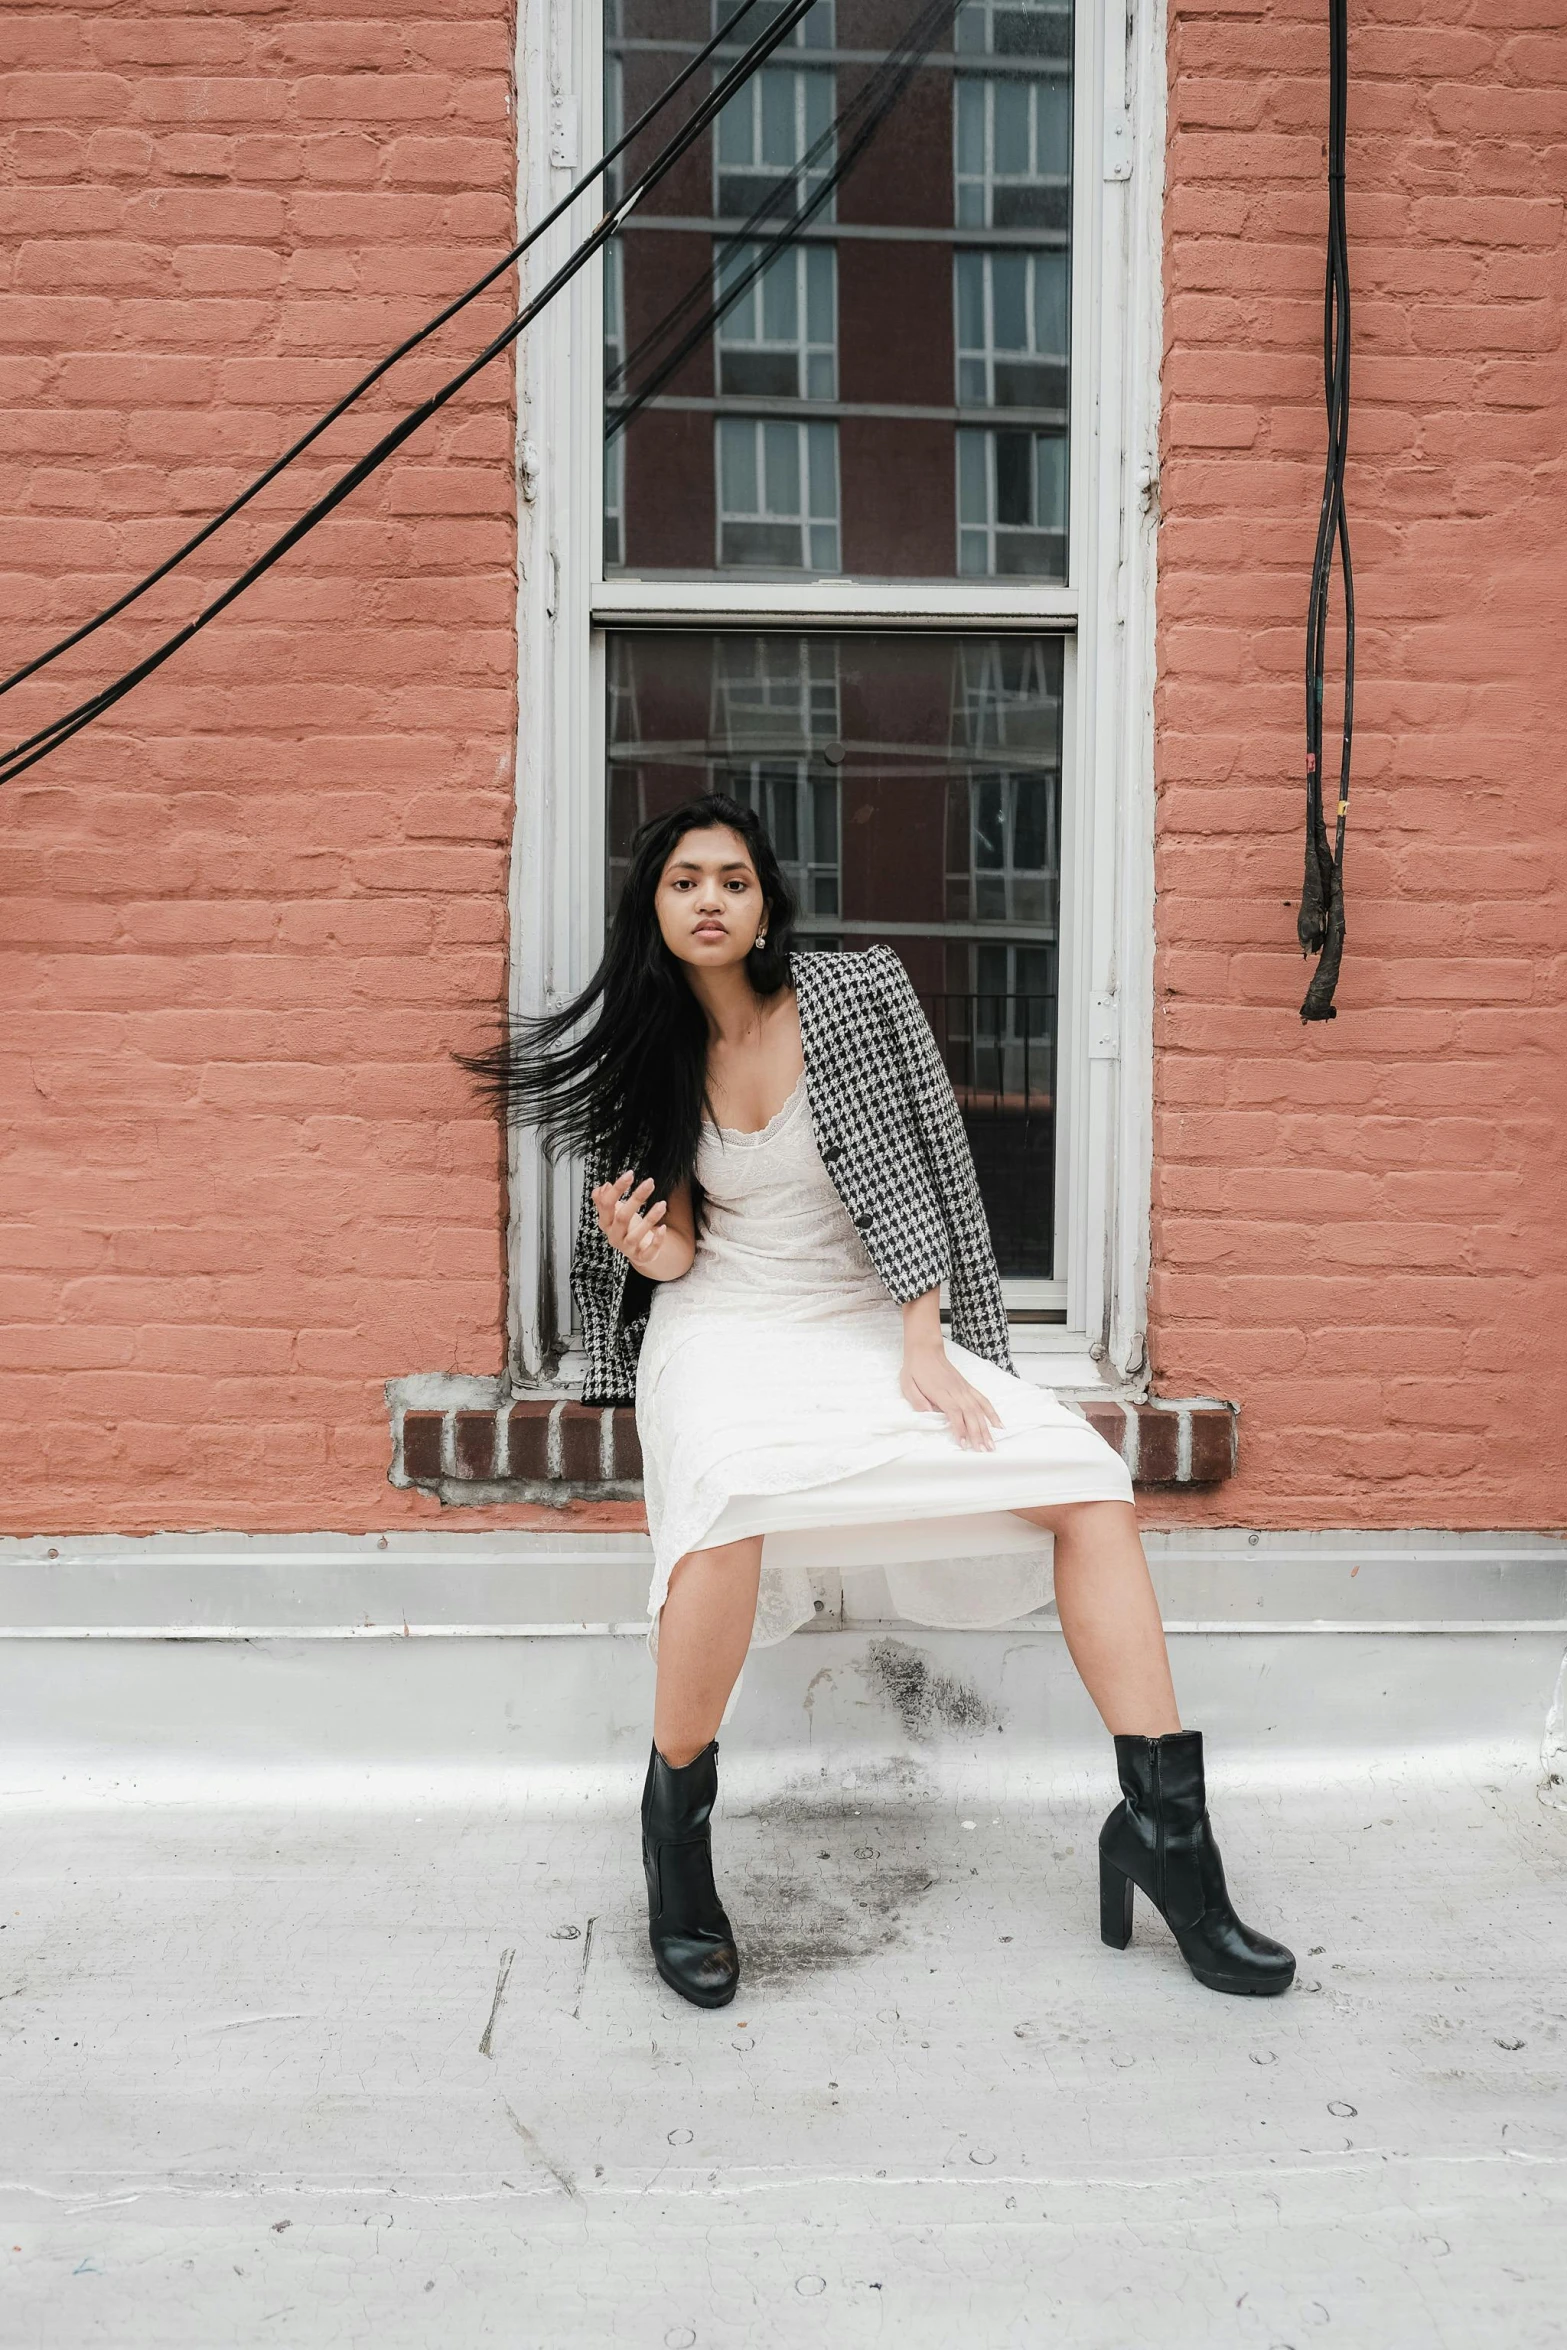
[389,1391,1238,1506]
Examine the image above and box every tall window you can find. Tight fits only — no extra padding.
[521,0,1162,1378]
[595,0,1078,1301]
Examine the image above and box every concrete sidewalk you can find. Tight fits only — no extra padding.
[4,1747,1563,2348]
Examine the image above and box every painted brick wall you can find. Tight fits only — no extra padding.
[0,1,518,1533]
[1151,0,1567,1528]
[4,2,1563,1541]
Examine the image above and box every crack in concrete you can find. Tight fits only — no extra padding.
[477,1948,513,2060]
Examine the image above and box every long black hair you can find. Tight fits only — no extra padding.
[460,792,797,1196]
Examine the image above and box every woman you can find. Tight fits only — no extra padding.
[471,793,1294,2011]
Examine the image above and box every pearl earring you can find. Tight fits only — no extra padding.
[753,929,767,951]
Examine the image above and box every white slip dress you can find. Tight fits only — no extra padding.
[634,1070,1135,1672]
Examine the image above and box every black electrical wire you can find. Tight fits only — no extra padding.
[1298,0,1354,1021]
[607,0,961,440]
[0,0,820,786]
[0,0,773,715]
[0,0,768,711]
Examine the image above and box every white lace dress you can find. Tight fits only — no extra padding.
[634,1070,1134,1657]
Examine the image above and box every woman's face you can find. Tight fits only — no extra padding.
[654,825,768,973]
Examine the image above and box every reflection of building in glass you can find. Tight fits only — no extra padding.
[605,0,1073,584]
[607,633,1062,1277]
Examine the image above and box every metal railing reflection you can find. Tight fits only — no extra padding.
[920,990,1056,1116]
[918,989,1056,1276]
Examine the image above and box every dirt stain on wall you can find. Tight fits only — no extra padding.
[856,1637,997,1739]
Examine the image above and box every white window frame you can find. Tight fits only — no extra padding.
[511,0,1164,1392]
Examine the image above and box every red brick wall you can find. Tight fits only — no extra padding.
[0,1,518,1533]
[1150,0,1567,1528]
[3,3,1563,1539]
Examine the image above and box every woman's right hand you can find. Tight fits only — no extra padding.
[592,1171,670,1272]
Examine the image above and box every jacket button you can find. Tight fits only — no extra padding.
[819,1140,841,1162]
[853,1210,873,1231]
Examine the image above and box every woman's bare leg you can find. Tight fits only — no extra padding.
[1013,1500,1181,1736]
[653,1535,764,1766]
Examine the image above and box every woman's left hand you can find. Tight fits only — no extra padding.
[900,1343,1003,1452]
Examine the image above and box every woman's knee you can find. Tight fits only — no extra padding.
[1016,1498,1138,1540]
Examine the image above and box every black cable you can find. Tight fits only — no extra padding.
[608,0,962,442]
[0,0,767,709]
[1298,0,1353,1021]
[0,0,823,788]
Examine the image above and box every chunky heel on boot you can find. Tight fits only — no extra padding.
[641,1738,740,2010]
[1098,1731,1295,1997]
[1100,1854,1134,1950]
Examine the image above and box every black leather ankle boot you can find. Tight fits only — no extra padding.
[1099,1730,1295,1996]
[641,1738,740,2009]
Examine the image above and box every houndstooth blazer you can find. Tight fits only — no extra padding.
[571,943,1015,1402]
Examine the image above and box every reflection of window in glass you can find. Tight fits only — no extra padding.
[957,427,1066,577]
[970,771,1058,924]
[713,636,842,916]
[721,765,842,918]
[955,250,1067,410]
[714,632,839,746]
[955,634,1062,755]
[716,65,836,222]
[973,939,1056,1099]
[955,0,1070,58]
[717,418,840,570]
[606,631,639,767]
[604,431,625,570]
[955,70,1071,228]
[716,242,837,399]
[604,240,625,565]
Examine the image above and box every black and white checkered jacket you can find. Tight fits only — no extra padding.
[571,944,1014,1402]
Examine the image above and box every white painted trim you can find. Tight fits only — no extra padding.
[512,0,604,1375]
[507,0,1166,1380]
[1106,0,1165,1384]
[592,580,1079,625]
[1,1529,1560,1636]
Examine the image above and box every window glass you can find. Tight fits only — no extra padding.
[607,631,1063,1274]
[604,0,1073,583]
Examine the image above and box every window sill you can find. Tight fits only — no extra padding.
[388,1382,1238,1505]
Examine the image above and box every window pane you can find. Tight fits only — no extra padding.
[605,0,1073,583]
[718,417,758,511]
[762,418,801,512]
[607,632,1064,1275]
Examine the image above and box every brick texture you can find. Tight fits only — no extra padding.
[0,1,517,1533]
[1151,0,1567,1530]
